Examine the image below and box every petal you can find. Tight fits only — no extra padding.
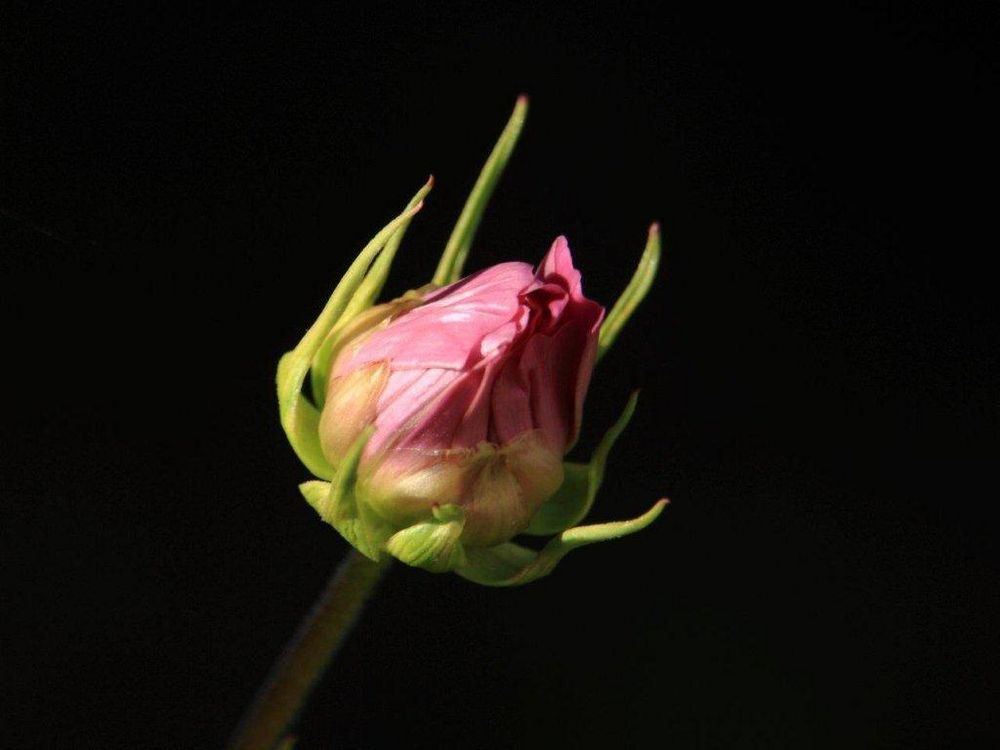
[396,366,490,450]
[370,367,459,453]
[319,361,390,467]
[337,261,534,374]
[537,235,584,299]
[490,355,534,444]
[362,449,466,527]
[517,295,604,450]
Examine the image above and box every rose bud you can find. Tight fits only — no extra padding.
[278,98,666,584]
[322,236,599,548]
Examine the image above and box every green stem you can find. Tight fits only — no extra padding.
[226,550,390,750]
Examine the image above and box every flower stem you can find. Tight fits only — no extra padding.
[226,550,390,750]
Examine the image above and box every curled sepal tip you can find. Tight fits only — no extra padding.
[525,391,639,536]
[597,222,661,362]
[277,180,430,479]
[457,499,668,586]
[433,96,528,286]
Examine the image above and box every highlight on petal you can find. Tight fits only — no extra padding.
[338,261,534,375]
[433,95,528,286]
[597,222,661,362]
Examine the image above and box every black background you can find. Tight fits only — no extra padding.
[2,3,997,748]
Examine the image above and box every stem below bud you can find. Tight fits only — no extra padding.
[226,550,390,750]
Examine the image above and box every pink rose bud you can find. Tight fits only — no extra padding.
[279,97,666,584]
[319,237,603,546]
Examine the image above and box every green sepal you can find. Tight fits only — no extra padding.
[298,428,392,562]
[524,463,589,536]
[456,542,536,583]
[299,479,331,515]
[309,177,434,406]
[385,504,468,573]
[457,499,668,587]
[277,183,429,480]
[432,96,528,286]
[597,223,661,362]
[525,392,639,535]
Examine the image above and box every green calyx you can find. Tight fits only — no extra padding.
[298,395,667,586]
[457,393,668,585]
[278,96,667,585]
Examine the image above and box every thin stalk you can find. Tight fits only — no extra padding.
[226,550,390,750]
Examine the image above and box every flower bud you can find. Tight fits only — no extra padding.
[279,97,667,585]
[322,237,599,546]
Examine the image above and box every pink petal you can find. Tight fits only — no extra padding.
[335,261,534,375]
[537,235,584,299]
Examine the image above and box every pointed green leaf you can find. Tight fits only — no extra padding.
[432,96,528,286]
[525,392,639,535]
[457,499,668,587]
[297,428,367,527]
[342,177,434,321]
[385,504,467,573]
[597,223,661,362]
[298,428,385,561]
[277,186,427,479]
[278,363,330,479]
[310,177,434,406]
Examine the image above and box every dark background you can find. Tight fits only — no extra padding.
[2,3,997,748]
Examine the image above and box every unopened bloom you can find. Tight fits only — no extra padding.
[322,237,600,549]
[277,98,665,584]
